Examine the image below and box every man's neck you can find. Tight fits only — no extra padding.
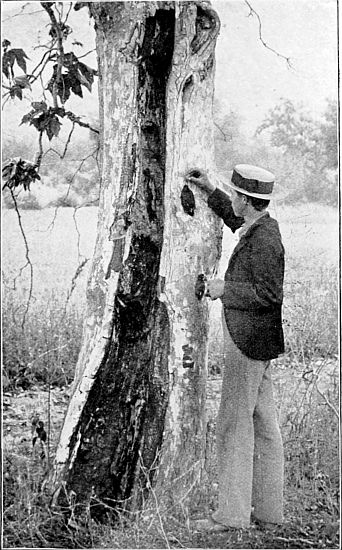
[243,209,267,225]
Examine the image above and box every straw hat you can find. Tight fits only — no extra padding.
[223,164,280,200]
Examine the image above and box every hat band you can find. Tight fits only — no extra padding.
[231,170,274,195]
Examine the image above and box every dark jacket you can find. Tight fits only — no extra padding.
[208,188,285,361]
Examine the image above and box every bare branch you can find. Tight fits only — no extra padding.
[30,48,56,84]
[244,1,293,68]
[35,131,44,170]
[62,122,76,158]
[316,385,339,419]
[2,7,45,23]
[9,190,34,330]
[65,111,99,134]
[64,2,73,23]
[214,120,231,142]
[63,257,89,315]
[77,49,96,60]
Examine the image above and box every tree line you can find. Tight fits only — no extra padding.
[3,96,337,210]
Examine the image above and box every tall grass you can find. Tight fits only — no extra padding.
[2,291,83,391]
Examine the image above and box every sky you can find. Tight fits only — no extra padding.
[212,0,338,134]
[1,0,338,139]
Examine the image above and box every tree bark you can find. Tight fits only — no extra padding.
[51,0,222,518]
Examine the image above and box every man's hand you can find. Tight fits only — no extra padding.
[185,169,216,194]
[206,279,225,300]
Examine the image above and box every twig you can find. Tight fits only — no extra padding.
[2,8,44,23]
[35,131,44,169]
[139,452,170,549]
[77,49,96,60]
[64,2,73,23]
[72,207,84,262]
[214,120,231,142]
[10,189,34,330]
[273,536,316,546]
[244,1,292,68]
[30,49,55,83]
[316,385,339,418]
[62,258,89,316]
[27,344,68,369]
[65,111,99,134]
[61,122,76,159]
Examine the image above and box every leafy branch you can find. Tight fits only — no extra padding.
[2,2,100,329]
[2,1,98,193]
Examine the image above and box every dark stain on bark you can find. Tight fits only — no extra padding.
[63,7,175,521]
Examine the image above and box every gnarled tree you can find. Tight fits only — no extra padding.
[51,0,224,518]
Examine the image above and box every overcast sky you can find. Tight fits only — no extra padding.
[2,0,338,138]
[213,0,337,134]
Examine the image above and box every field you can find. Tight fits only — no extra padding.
[2,203,340,548]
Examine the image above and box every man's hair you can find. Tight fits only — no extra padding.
[237,191,270,211]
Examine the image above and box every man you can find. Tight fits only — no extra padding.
[186,164,285,532]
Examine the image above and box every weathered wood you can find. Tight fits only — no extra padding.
[51,1,224,518]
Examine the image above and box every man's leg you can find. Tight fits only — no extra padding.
[252,365,284,524]
[212,326,267,528]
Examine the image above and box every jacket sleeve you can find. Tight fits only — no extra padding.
[221,227,284,311]
[207,188,244,233]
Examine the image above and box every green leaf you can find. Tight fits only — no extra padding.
[9,85,23,100]
[63,51,78,68]
[78,61,96,91]
[47,66,72,103]
[67,68,83,98]
[46,116,61,141]
[11,48,29,73]
[21,112,33,125]
[2,157,40,191]
[14,75,31,90]
[2,50,16,79]
[2,48,29,79]
[31,101,48,112]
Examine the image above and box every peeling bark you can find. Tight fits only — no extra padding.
[51,1,224,518]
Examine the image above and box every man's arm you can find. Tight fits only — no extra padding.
[185,169,244,232]
[207,188,244,233]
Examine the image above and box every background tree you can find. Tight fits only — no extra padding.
[256,98,338,205]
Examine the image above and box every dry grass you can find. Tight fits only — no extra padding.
[2,203,340,548]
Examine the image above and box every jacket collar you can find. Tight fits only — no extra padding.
[229,213,271,262]
[238,211,270,240]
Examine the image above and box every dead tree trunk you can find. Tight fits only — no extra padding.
[51,0,222,518]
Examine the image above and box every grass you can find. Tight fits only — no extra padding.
[2,203,340,548]
[2,291,83,391]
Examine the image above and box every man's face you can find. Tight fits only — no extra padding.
[230,189,247,217]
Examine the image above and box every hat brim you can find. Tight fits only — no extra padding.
[220,173,286,201]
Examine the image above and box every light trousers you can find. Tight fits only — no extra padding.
[211,319,284,528]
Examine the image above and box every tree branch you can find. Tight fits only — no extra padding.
[316,385,339,419]
[41,2,65,108]
[9,189,34,330]
[65,111,99,134]
[244,1,292,68]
